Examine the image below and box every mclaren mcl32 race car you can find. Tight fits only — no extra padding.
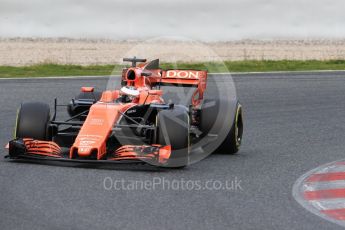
[5,57,243,167]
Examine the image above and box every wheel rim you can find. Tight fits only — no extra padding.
[13,106,20,139]
[235,105,243,148]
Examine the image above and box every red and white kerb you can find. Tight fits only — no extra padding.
[293,160,345,227]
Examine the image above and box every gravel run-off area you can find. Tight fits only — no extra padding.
[1,38,345,66]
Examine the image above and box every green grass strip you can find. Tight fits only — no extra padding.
[1,60,345,78]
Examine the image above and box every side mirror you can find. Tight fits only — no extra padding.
[141,71,152,77]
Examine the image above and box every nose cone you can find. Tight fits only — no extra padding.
[69,103,122,159]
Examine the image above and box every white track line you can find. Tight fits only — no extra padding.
[0,75,112,80]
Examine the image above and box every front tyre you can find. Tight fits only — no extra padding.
[15,102,51,141]
[156,106,190,167]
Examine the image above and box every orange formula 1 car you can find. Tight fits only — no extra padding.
[5,58,243,167]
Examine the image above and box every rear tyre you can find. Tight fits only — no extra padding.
[200,99,243,154]
[15,102,51,141]
[156,106,190,167]
[218,102,243,153]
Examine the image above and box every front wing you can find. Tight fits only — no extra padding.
[5,138,171,166]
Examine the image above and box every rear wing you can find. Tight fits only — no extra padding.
[160,70,207,85]
[158,70,208,107]
[121,67,208,107]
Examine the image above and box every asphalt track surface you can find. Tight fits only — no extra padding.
[2,72,345,230]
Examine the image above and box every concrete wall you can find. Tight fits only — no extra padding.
[1,0,344,41]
